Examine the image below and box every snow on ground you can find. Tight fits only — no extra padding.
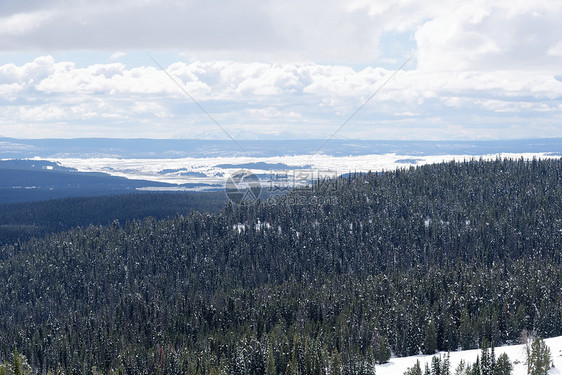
[377,336,562,375]
[46,152,559,190]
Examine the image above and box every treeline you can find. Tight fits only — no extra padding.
[0,158,560,374]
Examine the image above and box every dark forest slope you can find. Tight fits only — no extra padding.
[0,158,560,374]
[0,192,226,245]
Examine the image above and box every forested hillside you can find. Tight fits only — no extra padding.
[0,158,560,374]
[0,192,226,246]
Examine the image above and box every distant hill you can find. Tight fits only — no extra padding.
[1,137,561,158]
[0,160,219,203]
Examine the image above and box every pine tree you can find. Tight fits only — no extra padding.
[493,353,512,375]
[480,340,492,375]
[454,360,467,375]
[471,357,481,375]
[442,353,451,375]
[490,343,496,373]
[424,321,437,355]
[442,317,459,352]
[459,308,474,350]
[13,348,21,375]
[248,339,266,375]
[431,356,441,375]
[403,360,422,375]
[288,337,300,375]
[329,349,342,375]
[360,348,376,375]
[529,338,551,375]
[376,336,391,364]
[266,345,277,375]
[521,329,536,374]
[284,361,296,375]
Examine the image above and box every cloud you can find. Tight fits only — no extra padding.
[0,0,559,70]
[548,42,562,57]
[110,52,126,60]
[415,0,562,71]
[0,11,54,36]
[0,1,561,139]
[0,55,560,139]
[0,83,23,96]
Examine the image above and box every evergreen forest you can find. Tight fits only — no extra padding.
[0,157,560,374]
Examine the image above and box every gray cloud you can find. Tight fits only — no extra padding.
[1,0,561,70]
[0,0,561,140]
[0,0,384,62]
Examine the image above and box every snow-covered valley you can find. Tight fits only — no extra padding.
[48,152,561,190]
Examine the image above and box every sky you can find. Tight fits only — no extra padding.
[0,0,561,140]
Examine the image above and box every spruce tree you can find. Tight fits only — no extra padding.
[266,345,277,375]
[459,309,474,350]
[493,353,512,375]
[403,360,422,375]
[329,349,342,375]
[376,336,391,364]
[424,321,437,355]
[529,338,551,375]
[442,353,451,375]
[471,357,481,375]
[431,356,441,375]
[13,348,21,375]
[480,340,492,375]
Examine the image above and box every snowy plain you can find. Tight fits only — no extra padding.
[47,152,560,190]
[377,335,562,375]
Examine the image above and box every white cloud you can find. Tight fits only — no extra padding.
[110,52,126,60]
[475,99,557,113]
[246,107,302,120]
[0,56,62,84]
[17,104,67,121]
[0,11,54,36]
[0,83,23,96]
[131,101,167,117]
[0,56,561,139]
[548,42,562,57]
[0,1,561,139]
[415,0,562,72]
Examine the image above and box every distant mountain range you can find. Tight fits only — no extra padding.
[1,137,561,159]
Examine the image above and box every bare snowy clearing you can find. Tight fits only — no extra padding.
[378,335,562,375]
